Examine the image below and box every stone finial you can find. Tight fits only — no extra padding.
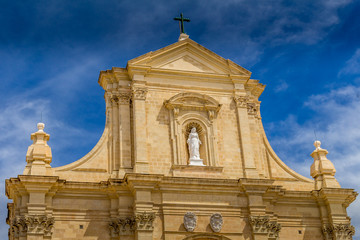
[310,141,340,190]
[23,123,53,175]
[178,33,189,41]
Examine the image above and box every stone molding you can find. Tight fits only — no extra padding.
[322,223,355,240]
[11,215,54,237]
[132,87,148,100]
[249,216,281,240]
[109,216,136,237]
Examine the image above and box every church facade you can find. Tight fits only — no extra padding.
[6,34,357,240]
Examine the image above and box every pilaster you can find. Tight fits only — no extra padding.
[6,176,63,240]
[131,75,149,173]
[240,179,281,240]
[126,174,162,239]
[234,95,259,178]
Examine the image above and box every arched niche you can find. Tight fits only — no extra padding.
[164,92,221,166]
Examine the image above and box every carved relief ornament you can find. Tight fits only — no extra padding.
[210,213,223,232]
[184,212,197,232]
[132,88,148,100]
[11,215,54,237]
[322,223,355,240]
[135,212,155,230]
[249,216,281,239]
[109,212,155,236]
[108,92,131,105]
[234,95,260,117]
[109,217,136,236]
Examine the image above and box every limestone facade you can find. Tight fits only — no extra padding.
[6,37,357,239]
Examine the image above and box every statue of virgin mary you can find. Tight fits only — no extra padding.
[187,127,204,166]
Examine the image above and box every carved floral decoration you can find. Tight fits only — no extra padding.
[322,223,355,240]
[109,217,136,236]
[109,212,155,237]
[249,216,281,239]
[132,88,148,100]
[11,215,54,237]
[135,212,156,230]
[234,96,260,118]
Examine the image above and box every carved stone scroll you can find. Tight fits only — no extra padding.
[249,216,281,240]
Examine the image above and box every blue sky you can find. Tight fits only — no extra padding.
[1,0,360,238]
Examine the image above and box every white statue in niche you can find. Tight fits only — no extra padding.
[187,127,204,166]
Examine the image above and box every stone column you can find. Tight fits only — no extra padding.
[131,81,149,173]
[234,96,259,178]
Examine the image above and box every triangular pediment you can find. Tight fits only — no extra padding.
[159,55,216,73]
[127,38,251,77]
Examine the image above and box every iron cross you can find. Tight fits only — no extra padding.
[174,13,190,34]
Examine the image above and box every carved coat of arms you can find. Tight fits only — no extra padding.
[210,213,223,232]
[184,212,197,232]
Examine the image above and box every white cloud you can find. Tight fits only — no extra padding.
[265,85,360,237]
[197,0,351,66]
[339,49,360,76]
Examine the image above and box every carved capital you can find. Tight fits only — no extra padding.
[11,215,54,237]
[135,212,155,230]
[249,216,281,239]
[234,96,249,108]
[109,217,136,237]
[132,88,148,100]
[322,223,355,240]
[118,92,132,104]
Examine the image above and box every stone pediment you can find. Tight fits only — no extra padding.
[127,38,251,77]
[164,92,221,112]
[158,55,216,73]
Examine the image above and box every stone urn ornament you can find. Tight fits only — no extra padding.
[210,213,223,232]
[184,212,197,232]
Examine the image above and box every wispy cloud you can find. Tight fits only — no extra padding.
[195,0,351,66]
[265,84,360,236]
[339,49,360,76]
